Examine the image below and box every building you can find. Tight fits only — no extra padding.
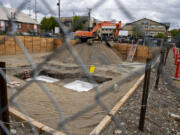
[0,7,40,34]
[99,25,116,39]
[122,18,170,37]
[60,16,100,31]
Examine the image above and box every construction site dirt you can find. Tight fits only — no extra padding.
[1,43,146,135]
[102,50,180,135]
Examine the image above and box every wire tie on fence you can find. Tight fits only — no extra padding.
[107,113,113,118]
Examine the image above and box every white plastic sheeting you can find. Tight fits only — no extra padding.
[27,76,59,83]
[64,80,97,92]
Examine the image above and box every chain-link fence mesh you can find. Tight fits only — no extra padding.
[0,0,179,135]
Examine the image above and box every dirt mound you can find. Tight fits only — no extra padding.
[55,42,122,65]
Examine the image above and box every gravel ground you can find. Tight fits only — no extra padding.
[101,49,180,135]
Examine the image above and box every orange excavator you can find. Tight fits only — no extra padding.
[75,21,122,43]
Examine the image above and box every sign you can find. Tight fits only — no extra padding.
[119,30,128,36]
[90,65,95,74]
[55,27,59,34]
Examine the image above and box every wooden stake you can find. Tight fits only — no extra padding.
[0,62,10,135]
[9,108,65,135]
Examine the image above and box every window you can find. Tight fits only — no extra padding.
[34,24,37,31]
[16,23,22,29]
[141,21,148,25]
[145,25,148,29]
[0,21,5,31]
[158,26,163,29]
[150,32,154,36]
[1,21,5,27]
[151,25,155,29]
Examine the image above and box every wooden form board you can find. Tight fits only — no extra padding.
[9,107,65,135]
[90,74,145,135]
[0,36,55,56]
[114,44,153,61]
[0,36,77,56]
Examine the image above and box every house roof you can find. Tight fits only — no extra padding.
[125,18,170,29]
[0,6,39,24]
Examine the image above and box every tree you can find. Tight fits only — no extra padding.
[132,25,143,38]
[171,29,180,37]
[154,33,168,40]
[40,16,59,32]
[171,29,180,46]
[72,16,84,31]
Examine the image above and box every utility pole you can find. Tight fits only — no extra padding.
[34,0,37,20]
[27,0,31,16]
[73,10,75,17]
[88,8,92,31]
[57,0,61,34]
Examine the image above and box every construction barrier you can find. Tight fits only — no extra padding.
[173,44,176,58]
[175,54,180,79]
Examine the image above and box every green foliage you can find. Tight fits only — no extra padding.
[171,29,180,37]
[154,33,168,39]
[40,16,59,32]
[113,29,116,33]
[132,25,143,38]
[72,16,84,31]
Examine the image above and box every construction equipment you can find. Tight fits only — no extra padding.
[75,21,122,43]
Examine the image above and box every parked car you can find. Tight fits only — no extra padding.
[42,33,56,38]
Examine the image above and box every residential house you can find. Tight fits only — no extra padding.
[0,7,40,34]
[121,18,170,37]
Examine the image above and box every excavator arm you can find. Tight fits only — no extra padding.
[114,21,122,40]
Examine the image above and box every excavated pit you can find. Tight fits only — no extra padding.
[14,69,112,85]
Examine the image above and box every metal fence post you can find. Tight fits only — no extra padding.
[32,36,33,53]
[46,38,47,52]
[24,36,25,48]
[155,49,165,89]
[164,47,170,65]
[139,58,152,131]
[0,62,10,135]
[15,37,16,55]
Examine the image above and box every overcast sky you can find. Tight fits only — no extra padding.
[1,0,180,29]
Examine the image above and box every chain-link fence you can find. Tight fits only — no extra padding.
[0,0,179,135]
